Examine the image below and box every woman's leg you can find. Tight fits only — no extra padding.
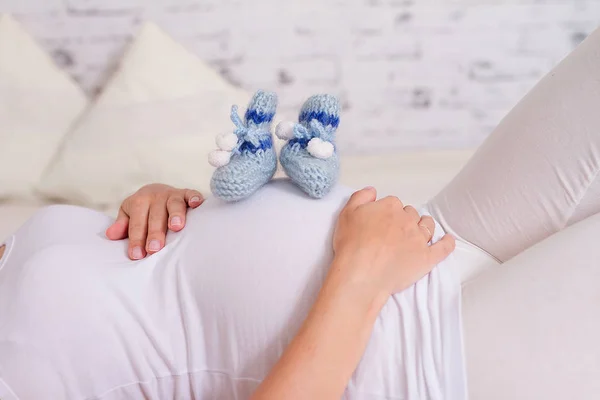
[428,27,600,263]
[425,27,600,397]
[462,211,600,399]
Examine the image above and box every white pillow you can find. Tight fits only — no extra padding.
[0,14,87,201]
[39,22,251,208]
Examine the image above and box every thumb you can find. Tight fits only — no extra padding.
[428,234,456,265]
[345,186,377,211]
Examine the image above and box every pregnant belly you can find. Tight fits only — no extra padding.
[175,181,466,399]
[0,181,466,399]
[174,180,351,379]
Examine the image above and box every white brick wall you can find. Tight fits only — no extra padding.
[2,0,599,153]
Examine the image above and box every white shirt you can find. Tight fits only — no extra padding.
[0,180,466,399]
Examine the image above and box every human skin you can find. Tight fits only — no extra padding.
[105,184,204,260]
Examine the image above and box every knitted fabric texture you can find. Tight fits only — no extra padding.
[210,90,278,202]
[279,94,341,199]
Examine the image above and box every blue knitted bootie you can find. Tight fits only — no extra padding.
[208,90,278,202]
[276,94,341,199]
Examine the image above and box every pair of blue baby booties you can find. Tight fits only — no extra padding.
[208,90,340,202]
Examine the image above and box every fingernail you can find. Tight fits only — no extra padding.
[148,240,161,252]
[171,216,182,227]
[190,196,201,204]
[363,186,375,191]
[132,246,143,260]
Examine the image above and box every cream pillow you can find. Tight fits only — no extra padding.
[0,14,87,200]
[39,22,251,208]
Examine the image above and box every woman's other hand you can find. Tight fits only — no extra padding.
[332,186,455,301]
[105,184,204,260]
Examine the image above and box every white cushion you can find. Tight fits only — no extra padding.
[39,22,251,208]
[0,14,87,200]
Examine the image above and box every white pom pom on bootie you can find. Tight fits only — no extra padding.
[208,149,232,167]
[216,133,238,151]
[209,132,239,167]
[275,121,296,140]
[307,137,334,159]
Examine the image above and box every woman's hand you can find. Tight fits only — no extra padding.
[105,184,204,260]
[252,187,455,400]
[332,186,455,299]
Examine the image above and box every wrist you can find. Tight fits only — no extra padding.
[324,256,390,319]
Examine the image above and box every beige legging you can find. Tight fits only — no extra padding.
[428,27,600,398]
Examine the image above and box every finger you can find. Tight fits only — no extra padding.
[428,234,456,265]
[345,186,377,210]
[418,215,435,242]
[125,198,150,260]
[184,189,204,208]
[105,207,130,240]
[403,205,420,222]
[167,193,188,231]
[146,199,169,255]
